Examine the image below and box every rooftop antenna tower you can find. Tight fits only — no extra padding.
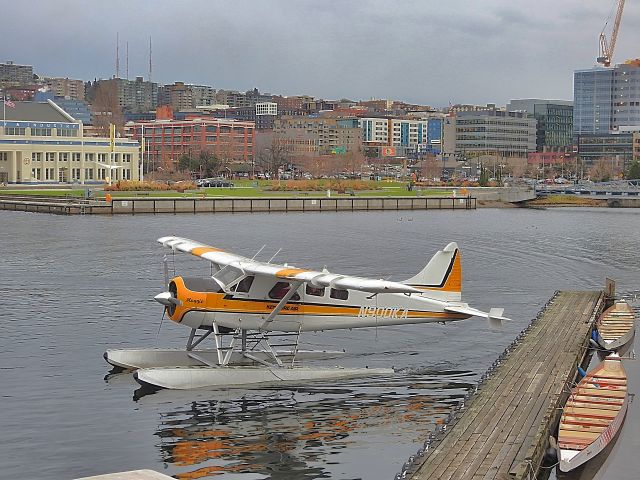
[115,32,120,78]
[126,41,129,80]
[149,36,153,82]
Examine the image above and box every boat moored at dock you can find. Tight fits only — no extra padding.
[595,300,636,351]
[557,353,628,472]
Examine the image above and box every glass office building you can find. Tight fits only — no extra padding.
[574,62,640,135]
[573,67,614,135]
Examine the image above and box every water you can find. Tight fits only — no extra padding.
[1,207,639,480]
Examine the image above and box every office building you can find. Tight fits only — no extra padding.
[573,60,640,166]
[577,132,635,167]
[454,110,536,158]
[125,117,255,172]
[574,61,640,135]
[507,99,573,151]
[0,101,139,184]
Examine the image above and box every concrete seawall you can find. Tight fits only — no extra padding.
[0,195,477,215]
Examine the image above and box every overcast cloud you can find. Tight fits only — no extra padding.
[1,0,639,107]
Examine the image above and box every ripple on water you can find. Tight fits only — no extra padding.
[1,208,639,479]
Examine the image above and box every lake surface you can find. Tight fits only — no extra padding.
[1,207,639,480]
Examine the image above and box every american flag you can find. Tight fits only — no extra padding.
[4,99,15,108]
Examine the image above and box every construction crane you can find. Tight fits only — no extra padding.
[597,0,626,67]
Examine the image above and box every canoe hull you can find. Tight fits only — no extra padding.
[559,393,628,471]
[557,353,628,472]
[596,301,636,351]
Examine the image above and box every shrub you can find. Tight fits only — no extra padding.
[104,180,197,192]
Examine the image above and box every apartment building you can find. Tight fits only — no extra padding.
[273,115,362,157]
[158,82,216,111]
[0,61,34,86]
[44,77,86,100]
[360,117,428,156]
[91,77,158,113]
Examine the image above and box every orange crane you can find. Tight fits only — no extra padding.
[597,0,626,67]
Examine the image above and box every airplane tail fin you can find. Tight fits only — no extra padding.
[403,242,462,301]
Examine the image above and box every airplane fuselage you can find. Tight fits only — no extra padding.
[168,275,470,332]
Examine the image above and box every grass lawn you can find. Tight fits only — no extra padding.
[0,184,456,198]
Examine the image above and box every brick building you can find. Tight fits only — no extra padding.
[125,117,255,172]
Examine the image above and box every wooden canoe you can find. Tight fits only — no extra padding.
[558,353,628,472]
[596,301,636,351]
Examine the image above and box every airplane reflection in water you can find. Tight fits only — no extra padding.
[148,371,474,479]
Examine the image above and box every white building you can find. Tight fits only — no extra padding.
[0,100,139,184]
[256,102,278,116]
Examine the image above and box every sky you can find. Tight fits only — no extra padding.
[2,0,639,107]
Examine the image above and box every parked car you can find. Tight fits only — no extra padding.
[198,178,234,188]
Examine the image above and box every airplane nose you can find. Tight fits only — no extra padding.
[154,291,181,306]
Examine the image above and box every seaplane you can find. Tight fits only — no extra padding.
[105,236,509,390]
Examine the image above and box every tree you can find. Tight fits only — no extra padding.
[178,154,196,172]
[88,81,124,136]
[589,158,614,182]
[255,139,292,178]
[178,150,220,178]
[626,160,640,179]
[479,164,489,186]
[344,150,366,177]
[199,151,220,178]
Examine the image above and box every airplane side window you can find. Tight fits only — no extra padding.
[305,285,325,297]
[330,288,349,300]
[269,282,301,301]
[235,276,254,293]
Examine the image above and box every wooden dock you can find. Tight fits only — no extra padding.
[410,291,604,480]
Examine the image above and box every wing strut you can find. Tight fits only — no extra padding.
[260,281,303,331]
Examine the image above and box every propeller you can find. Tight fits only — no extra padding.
[163,254,169,288]
[154,255,180,338]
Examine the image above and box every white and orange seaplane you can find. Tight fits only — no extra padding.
[105,236,509,390]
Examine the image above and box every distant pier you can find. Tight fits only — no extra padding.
[0,195,476,215]
[408,290,604,480]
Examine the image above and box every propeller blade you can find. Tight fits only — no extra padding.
[156,308,166,340]
[163,255,169,288]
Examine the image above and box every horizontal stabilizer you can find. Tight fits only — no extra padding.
[445,305,510,328]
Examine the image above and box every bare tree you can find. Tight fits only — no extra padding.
[344,150,365,177]
[255,139,292,178]
[89,81,124,136]
[589,158,614,182]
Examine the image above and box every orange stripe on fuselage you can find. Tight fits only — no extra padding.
[169,284,468,322]
[191,246,223,256]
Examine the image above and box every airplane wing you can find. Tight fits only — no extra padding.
[158,236,423,295]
